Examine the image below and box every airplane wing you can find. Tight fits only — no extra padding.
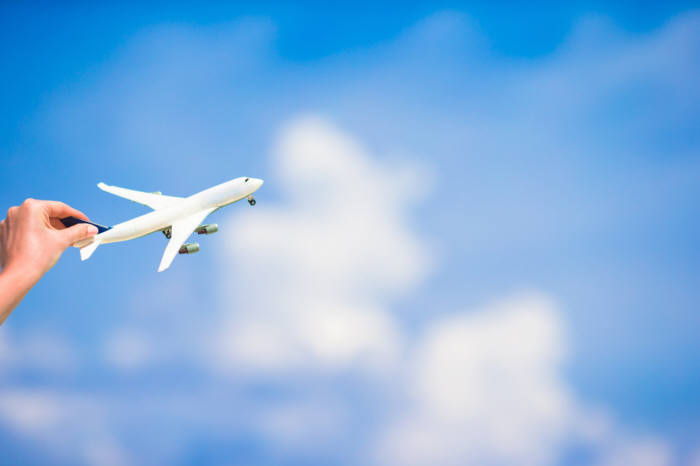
[97,182,184,210]
[158,208,216,272]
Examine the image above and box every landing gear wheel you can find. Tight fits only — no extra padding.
[247,196,256,206]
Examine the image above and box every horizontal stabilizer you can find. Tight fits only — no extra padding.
[80,238,101,261]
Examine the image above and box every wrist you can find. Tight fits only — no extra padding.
[0,264,43,325]
[1,262,43,292]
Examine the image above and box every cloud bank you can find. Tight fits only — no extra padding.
[211,117,672,466]
[214,116,430,372]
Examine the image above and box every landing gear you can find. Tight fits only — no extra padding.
[162,227,172,239]
[247,196,256,206]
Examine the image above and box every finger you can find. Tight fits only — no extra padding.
[59,223,98,247]
[40,200,90,222]
[49,218,64,230]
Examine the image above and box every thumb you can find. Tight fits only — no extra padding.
[60,223,98,246]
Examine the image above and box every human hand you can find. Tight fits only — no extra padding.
[0,199,97,323]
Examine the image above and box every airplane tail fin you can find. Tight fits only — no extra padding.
[80,238,101,261]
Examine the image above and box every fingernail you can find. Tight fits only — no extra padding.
[87,225,98,236]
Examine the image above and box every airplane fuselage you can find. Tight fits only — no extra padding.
[98,177,263,244]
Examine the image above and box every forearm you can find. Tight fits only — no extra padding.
[0,265,42,325]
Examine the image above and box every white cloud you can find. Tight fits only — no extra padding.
[0,389,129,466]
[103,328,154,371]
[375,293,674,466]
[82,437,130,466]
[569,408,674,466]
[0,327,78,375]
[0,390,65,434]
[596,438,672,466]
[256,397,350,453]
[376,293,573,466]
[213,116,431,372]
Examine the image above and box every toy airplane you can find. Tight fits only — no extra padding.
[63,177,263,272]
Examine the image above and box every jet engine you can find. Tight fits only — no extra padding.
[196,223,218,235]
[178,243,200,254]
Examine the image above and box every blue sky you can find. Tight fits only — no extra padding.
[1,3,699,465]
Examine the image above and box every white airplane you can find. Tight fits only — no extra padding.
[65,177,263,272]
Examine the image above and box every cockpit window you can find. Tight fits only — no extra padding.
[245,178,249,182]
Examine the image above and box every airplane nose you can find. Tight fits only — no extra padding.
[254,178,264,189]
